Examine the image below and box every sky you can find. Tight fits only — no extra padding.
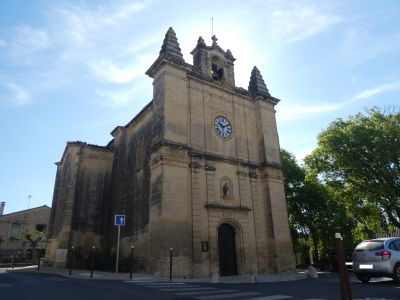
[0,0,399,214]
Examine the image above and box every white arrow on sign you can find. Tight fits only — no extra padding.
[120,216,124,224]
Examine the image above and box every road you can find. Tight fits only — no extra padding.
[0,271,399,300]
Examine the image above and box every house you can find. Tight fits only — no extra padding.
[0,202,51,261]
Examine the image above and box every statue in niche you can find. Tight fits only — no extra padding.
[222,182,229,199]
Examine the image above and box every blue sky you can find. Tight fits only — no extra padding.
[1,0,399,214]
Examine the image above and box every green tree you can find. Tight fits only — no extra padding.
[306,108,400,229]
[281,149,333,262]
[24,228,45,263]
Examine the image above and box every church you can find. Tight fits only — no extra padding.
[45,27,295,278]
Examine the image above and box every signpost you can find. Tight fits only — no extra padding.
[115,214,125,273]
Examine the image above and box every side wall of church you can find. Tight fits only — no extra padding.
[106,106,155,270]
[46,144,113,265]
[46,145,80,264]
[70,146,113,253]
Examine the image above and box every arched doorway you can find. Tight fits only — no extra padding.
[218,223,237,276]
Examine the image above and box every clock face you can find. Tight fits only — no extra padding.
[214,116,232,138]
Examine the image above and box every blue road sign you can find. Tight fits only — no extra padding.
[114,214,126,226]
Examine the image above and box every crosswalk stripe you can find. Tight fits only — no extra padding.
[245,296,292,300]
[144,284,197,288]
[131,282,187,285]
[196,292,261,299]
[175,289,237,296]
[159,287,216,292]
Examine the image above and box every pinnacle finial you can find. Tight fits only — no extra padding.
[211,35,218,46]
[248,66,270,98]
[197,36,206,47]
[159,27,184,63]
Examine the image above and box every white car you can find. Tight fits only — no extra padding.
[352,237,400,283]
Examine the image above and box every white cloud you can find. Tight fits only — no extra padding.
[341,28,400,67]
[87,51,155,84]
[88,60,142,84]
[0,38,6,48]
[95,78,149,107]
[10,26,51,57]
[269,3,341,43]
[277,81,400,121]
[349,82,400,103]
[0,80,30,106]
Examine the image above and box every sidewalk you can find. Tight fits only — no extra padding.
[4,265,308,283]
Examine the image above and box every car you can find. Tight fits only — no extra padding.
[319,249,353,272]
[352,237,400,283]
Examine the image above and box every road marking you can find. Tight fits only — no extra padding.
[127,281,186,285]
[196,292,261,299]
[176,289,237,296]
[159,287,216,292]
[245,296,293,300]
[145,284,199,289]
[78,273,102,278]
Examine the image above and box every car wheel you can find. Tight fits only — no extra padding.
[356,273,371,283]
[393,264,400,283]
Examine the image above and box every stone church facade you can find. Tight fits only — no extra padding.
[46,27,295,277]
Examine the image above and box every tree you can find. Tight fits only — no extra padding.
[281,149,333,262]
[306,108,400,229]
[24,228,45,264]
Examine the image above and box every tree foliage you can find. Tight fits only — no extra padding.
[306,108,400,228]
[24,228,45,263]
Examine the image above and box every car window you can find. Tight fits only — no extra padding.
[395,240,400,251]
[389,241,398,251]
[355,240,384,251]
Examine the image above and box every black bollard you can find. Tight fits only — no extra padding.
[335,233,352,300]
[37,254,41,271]
[68,246,74,275]
[169,248,173,281]
[90,246,95,278]
[130,246,135,280]
[12,254,15,269]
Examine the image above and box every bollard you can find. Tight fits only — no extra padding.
[90,246,95,278]
[37,254,41,271]
[68,246,74,275]
[335,233,352,300]
[169,248,173,281]
[130,246,135,280]
[12,254,15,269]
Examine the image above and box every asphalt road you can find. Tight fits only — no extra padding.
[0,271,399,300]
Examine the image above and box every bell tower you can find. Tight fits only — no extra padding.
[190,35,236,87]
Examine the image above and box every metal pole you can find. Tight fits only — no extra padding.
[169,248,173,281]
[116,225,121,273]
[335,233,352,300]
[130,246,135,280]
[90,246,95,278]
[69,246,74,275]
[12,254,15,269]
[37,253,41,271]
